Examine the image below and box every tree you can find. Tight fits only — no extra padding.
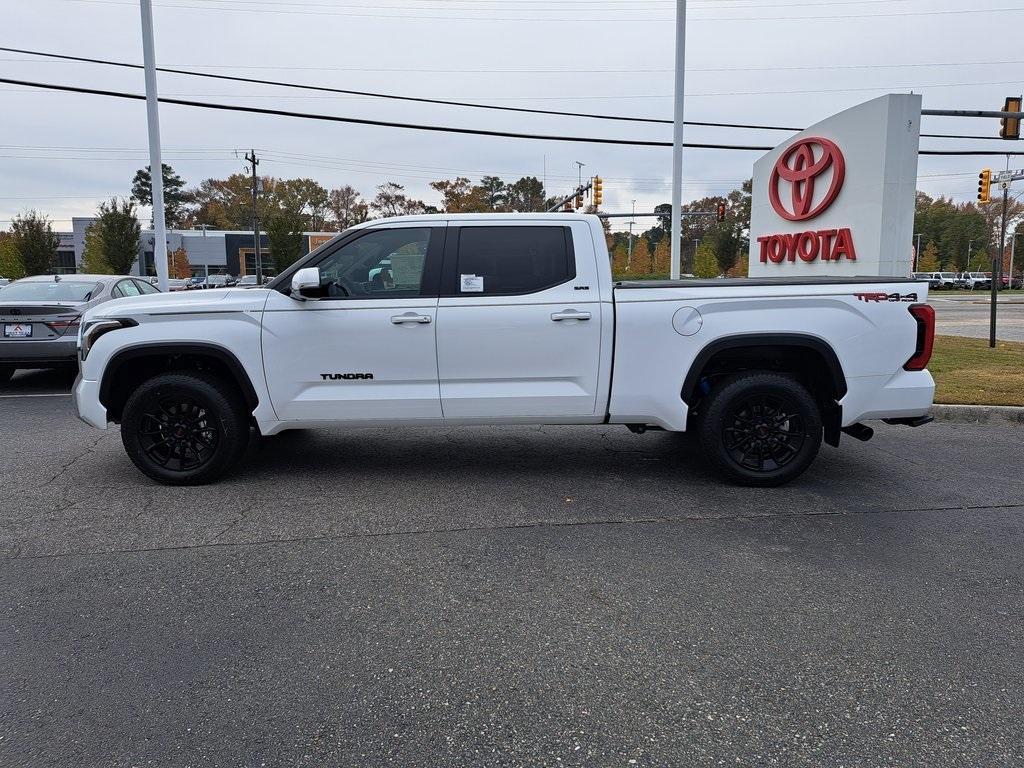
[692,241,719,278]
[917,241,940,272]
[167,247,191,279]
[92,198,141,274]
[0,233,26,279]
[10,211,59,275]
[131,164,192,227]
[277,178,331,231]
[266,208,306,272]
[327,185,369,230]
[505,176,546,212]
[651,236,671,277]
[81,225,112,274]
[430,177,486,213]
[478,175,507,211]
[370,182,427,218]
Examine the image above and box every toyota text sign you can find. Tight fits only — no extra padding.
[748,94,921,277]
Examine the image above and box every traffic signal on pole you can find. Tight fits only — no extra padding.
[717,202,726,222]
[563,200,574,212]
[593,176,603,206]
[978,168,992,203]
[1000,96,1022,140]
[575,192,584,209]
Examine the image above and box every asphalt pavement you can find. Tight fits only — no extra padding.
[930,294,1024,341]
[2,369,1023,767]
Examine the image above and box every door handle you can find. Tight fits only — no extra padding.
[550,310,591,322]
[391,313,432,324]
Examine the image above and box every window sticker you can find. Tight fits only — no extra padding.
[460,274,484,292]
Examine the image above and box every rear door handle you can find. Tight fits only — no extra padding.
[391,312,432,325]
[551,310,591,322]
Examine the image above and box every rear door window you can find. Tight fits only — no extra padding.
[453,226,574,296]
[114,280,141,298]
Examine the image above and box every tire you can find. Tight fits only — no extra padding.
[0,366,14,384]
[120,371,250,485]
[697,372,823,487]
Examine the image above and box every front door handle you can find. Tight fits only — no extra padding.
[551,310,591,322]
[391,312,432,325]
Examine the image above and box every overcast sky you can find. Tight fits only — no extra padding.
[2,0,1021,232]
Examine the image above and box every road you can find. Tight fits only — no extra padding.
[2,369,1023,767]
[930,295,1024,341]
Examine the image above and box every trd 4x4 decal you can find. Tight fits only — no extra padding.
[853,292,918,303]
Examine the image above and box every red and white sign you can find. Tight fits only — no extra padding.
[749,94,921,277]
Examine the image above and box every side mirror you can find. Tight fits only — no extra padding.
[290,267,323,300]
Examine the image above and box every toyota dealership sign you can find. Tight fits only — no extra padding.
[748,94,921,277]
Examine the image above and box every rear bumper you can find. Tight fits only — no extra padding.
[841,369,935,425]
[0,338,77,367]
[73,374,108,430]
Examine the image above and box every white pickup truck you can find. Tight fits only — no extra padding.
[74,214,935,487]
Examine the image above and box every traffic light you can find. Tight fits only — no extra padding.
[978,168,992,203]
[1000,96,1022,140]
[562,200,574,212]
[717,202,726,222]
[575,191,584,209]
[593,176,603,206]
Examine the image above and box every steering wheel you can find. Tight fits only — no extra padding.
[325,276,358,298]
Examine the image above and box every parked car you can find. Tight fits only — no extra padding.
[913,272,942,289]
[185,276,206,290]
[237,275,262,288]
[960,271,992,290]
[74,214,936,488]
[1,274,160,381]
[0,277,10,288]
[204,274,238,289]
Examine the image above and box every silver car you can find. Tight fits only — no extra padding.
[0,274,160,381]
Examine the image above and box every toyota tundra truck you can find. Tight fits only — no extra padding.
[74,214,935,486]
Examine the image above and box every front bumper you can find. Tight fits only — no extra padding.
[0,337,78,367]
[73,374,108,430]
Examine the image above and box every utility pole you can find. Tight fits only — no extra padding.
[575,161,585,193]
[139,0,168,292]
[245,149,261,283]
[914,232,922,271]
[670,0,687,280]
[627,199,636,267]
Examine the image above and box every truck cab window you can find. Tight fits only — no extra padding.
[456,226,573,295]
[317,228,432,299]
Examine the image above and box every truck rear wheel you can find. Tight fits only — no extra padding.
[120,371,250,485]
[697,372,822,487]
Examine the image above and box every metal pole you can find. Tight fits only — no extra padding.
[670,0,687,280]
[627,199,635,267]
[990,184,1008,347]
[1010,232,1018,293]
[245,149,260,282]
[914,233,921,272]
[139,0,168,292]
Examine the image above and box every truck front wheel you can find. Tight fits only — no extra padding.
[697,372,822,487]
[120,371,250,485]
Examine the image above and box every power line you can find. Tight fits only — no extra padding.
[2,76,1023,156]
[0,46,1006,139]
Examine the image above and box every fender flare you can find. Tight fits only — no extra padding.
[680,333,847,406]
[99,341,260,412]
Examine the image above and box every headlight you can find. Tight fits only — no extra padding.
[79,318,137,361]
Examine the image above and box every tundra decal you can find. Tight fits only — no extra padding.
[320,373,374,380]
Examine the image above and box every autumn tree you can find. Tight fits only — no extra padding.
[0,233,26,279]
[9,211,59,275]
[692,241,719,278]
[167,247,191,279]
[431,177,485,212]
[277,178,331,231]
[917,241,940,272]
[131,164,192,227]
[92,198,141,274]
[327,185,369,230]
[505,176,546,212]
[371,182,428,218]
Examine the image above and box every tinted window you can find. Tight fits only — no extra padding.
[135,279,160,294]
[455,226,573,296]
[316,228,432,299]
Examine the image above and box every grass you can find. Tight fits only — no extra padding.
[929,335,1024,406]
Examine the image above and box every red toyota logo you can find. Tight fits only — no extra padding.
[769,137,845,222]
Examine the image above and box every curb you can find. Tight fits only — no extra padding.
[928,404,1024,426]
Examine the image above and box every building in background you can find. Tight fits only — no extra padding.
[67,218,336,278]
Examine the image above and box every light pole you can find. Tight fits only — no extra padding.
[967,239,975,271]
[627,199,636,267]
[139,0,168,292]
[670,0,687,280]
[914,232,922,271]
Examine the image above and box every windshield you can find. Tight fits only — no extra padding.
[0,280,100,302]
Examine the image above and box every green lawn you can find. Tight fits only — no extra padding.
[930,335,1024,406]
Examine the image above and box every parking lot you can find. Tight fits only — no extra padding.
[932,295,1024,341]
[3,369,1023,767]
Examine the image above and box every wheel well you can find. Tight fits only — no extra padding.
[100,345,259,422]
[682,337,846,446]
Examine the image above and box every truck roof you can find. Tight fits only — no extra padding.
[349,212,599,229]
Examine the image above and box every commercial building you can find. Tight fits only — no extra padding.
[65,218,336,278]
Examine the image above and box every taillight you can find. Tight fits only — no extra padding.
[904,304,935,371]
[45,315,81,335]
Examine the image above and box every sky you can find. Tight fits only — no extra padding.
[2,0,1022,233]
